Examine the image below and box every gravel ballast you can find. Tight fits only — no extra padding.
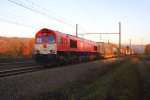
[0,58,121,100]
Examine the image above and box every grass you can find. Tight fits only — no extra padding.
[30,57,150,100]
[138,60,150,99]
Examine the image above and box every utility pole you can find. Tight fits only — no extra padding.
[129,39,131,55]
[108,39,109,43]
[76,24,78,37]
[119,22,121,56]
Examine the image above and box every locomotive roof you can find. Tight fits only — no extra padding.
[38,28,96,43]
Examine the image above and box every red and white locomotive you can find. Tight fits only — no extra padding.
[34,28,100,66]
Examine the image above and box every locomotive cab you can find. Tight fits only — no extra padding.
[35,35,56,54]
[35,29,57,66]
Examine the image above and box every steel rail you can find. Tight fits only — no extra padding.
[0,66,44,77]
[0,61,35,65]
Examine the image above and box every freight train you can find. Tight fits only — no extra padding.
[34,28,120,66]
[97,42,119,58]
[34,28,100,66]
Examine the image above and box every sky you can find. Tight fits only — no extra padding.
[0,0,150,45]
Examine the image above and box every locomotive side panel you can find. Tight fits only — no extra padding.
[56,35,69,52]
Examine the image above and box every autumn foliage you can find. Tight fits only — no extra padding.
[0,37,34,57]
[145,44,150,55]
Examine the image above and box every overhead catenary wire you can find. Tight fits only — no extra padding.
[74,0,98,23]
[25,0,90,34]
[74,0,107,40]
[8,0,89,34]
[25,0,89,33]
[0,11,43,29]
[0,18,39,29]
[25,0,87,33]
[8,0,76,28]
[0,10,42,26]
[0,13,40,28]
[25,0,75,26]
[5,0,118,43]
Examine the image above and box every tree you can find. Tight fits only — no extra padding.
[145,44,150,55]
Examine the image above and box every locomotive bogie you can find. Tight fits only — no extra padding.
[35,54,57,66]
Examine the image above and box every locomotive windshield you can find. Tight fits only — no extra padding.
[36,36,44,44]
[46,36,55,43]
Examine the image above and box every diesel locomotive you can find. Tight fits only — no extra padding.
[34,28,100,66]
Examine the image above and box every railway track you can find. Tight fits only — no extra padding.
[0,57,129,78]
[0,60,35,66]
[0,60,39,71]
[0,62,76,77]
[0,66,45,77]
[0,60,94,78]
[0,60,70,77]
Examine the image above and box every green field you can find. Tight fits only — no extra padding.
[30,56,150,100]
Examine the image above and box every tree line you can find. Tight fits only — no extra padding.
[0,37,34,58]
[145,44,150,55]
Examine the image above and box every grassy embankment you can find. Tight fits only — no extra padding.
[138,55,150,100]
[30,56,150,100]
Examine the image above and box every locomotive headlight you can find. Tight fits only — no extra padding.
[43,32,47,36]
[50,50,55,53]
[50,50,52,52]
